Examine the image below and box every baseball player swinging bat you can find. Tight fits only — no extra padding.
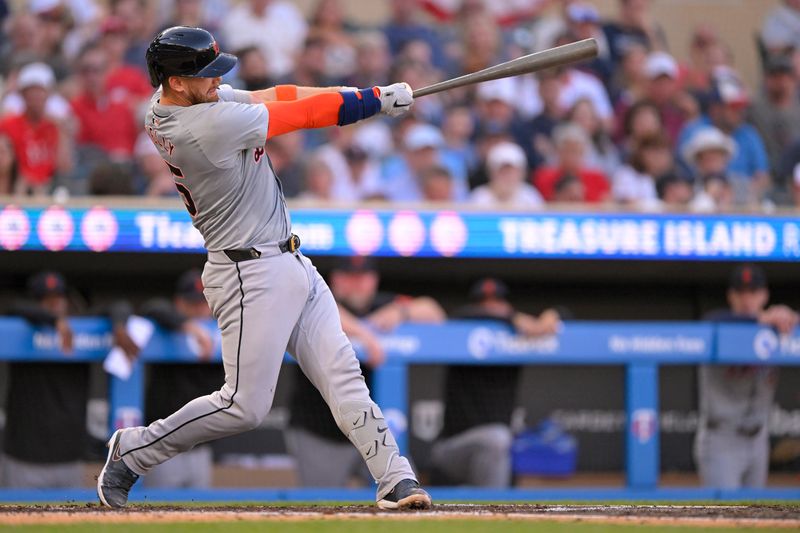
[413,38,599,97]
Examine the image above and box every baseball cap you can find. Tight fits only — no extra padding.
[729,264,767,291]
[682,126,736,164]
[17,62,55,90]
[175,269,206,302]
[487,141,527,171]
[28,271,66,299]
[710,66,749,107]
[476,77,516,107]
[469,278,509,302]
[333,255,378,273]
[567,2,600,24]
[333,255,377,273]
[644,52,678,80]
[404,124,444,151]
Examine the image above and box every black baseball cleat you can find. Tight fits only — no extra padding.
[97,429,140,508]
[377,479,433,510]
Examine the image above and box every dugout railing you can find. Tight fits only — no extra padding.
[0,318,798,502]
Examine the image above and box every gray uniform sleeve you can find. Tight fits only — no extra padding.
[187,101,269,168]
[216,84,254,104]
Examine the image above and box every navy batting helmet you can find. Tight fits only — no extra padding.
[145,26,237,88]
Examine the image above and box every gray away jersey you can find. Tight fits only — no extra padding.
[144,85,290,251]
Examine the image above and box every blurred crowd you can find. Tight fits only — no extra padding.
[0,0,799,212]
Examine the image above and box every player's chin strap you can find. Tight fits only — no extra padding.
[337,88,381,126]
[338,400,399,481]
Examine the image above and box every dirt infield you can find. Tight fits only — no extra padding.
[1,504,799,528]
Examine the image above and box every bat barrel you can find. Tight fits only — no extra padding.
[412,38,598,98]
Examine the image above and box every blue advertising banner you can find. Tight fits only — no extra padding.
[1,204,800,261]
[716,323,800,364]
[0,318,724,365]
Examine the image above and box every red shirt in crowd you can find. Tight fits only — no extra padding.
[532,166,611,203]
[106,65,153,103]
[0,114,59,186]
[71,91,139,158]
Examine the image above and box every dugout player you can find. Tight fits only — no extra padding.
[430,278,561,487]
[286,256,445,487]
[108,270,219,489]
[1,272,85,488]
[695,264,798,488]
[97,26,431,510]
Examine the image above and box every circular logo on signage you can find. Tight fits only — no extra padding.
[0,205,31,250]
[80,206,119,252]
[388,211,425,257]
[37,205,74,251]
[430,211,467,257]
[753,329,779,361]
[345,210,383,256]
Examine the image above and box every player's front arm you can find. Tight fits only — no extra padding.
[262,83,414,138]
[249,85,357,104]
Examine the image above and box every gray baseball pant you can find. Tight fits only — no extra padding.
[117,247,416,500]
[430,423,513,487]
[694,425,769,488]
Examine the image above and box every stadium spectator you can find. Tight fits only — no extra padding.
[0,134,18,194]
[473,78,532,165]
[655,171,694,209]
[159,0,220,35]
[749,54,800,179]
[567,98,620,178]
[619,99,663,154]
[98,16,153,105]
[113,0,157,73]
[683,25,729,94]
[612,133,672,208]
[221,0,308,80]
[307,0,357,81]
[383,0,447,70]
[555,58,614,128]
[458,10,503,76]
[1,272,86,488]
[312,124,387,201]
[0,62,72,196]
[430,278,561,487]
[289,36,345,88]
[564,3,613,87]
[382,123,467,202]
[602,0,668,66]
[286,256,445,488]
[264,132,305,198]
[441,106,477,172]
[28,0,72,80]
[232,46,275,92]
[70,46,140,162]
[608,40,648,104]
[526,70,565,169]
[470,141,543,208]
[0,13,41,76]
[533,123,610,203]
[696,264,799,489]
[678,67,770,198]
[682,126,750,209]
[298,156,335,201]
[345,31,392,89]
[108,270,217,488]
[420,164,454,202]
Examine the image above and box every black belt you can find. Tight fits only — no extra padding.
[223,234,300,262]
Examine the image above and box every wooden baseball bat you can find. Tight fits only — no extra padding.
[412,38,599,98]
